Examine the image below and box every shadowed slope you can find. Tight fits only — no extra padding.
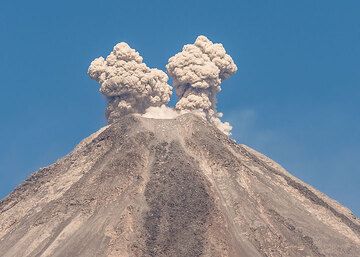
[0,114,359,256]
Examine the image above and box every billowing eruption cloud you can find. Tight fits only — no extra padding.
[166,35,237,135]
[88,42,172,123]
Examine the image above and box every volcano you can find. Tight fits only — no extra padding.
[0,114,359,257]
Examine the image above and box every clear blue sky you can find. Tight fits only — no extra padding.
[0,1,359,215]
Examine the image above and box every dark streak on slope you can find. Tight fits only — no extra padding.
[267,209,325,257]
[144,141,213,257]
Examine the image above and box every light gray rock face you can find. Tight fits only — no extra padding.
[0,114,359,257]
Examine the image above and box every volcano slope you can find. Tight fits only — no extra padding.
[0,114,359,257]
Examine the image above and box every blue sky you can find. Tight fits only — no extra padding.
[0,1,359,215]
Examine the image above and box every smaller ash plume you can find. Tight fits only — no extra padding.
[88,42,172,123]
[166,35,237,135]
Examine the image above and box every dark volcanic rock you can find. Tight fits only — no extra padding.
[0,114,359,257]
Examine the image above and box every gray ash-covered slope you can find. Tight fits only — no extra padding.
[0,114,359,257]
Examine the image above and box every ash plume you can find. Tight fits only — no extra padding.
[88,42,172,123]
[166,35,237,135]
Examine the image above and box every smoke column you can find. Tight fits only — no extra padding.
[88,42,172,123]
[166,35,237,135]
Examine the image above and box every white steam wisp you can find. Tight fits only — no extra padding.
[142,105,182,119]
